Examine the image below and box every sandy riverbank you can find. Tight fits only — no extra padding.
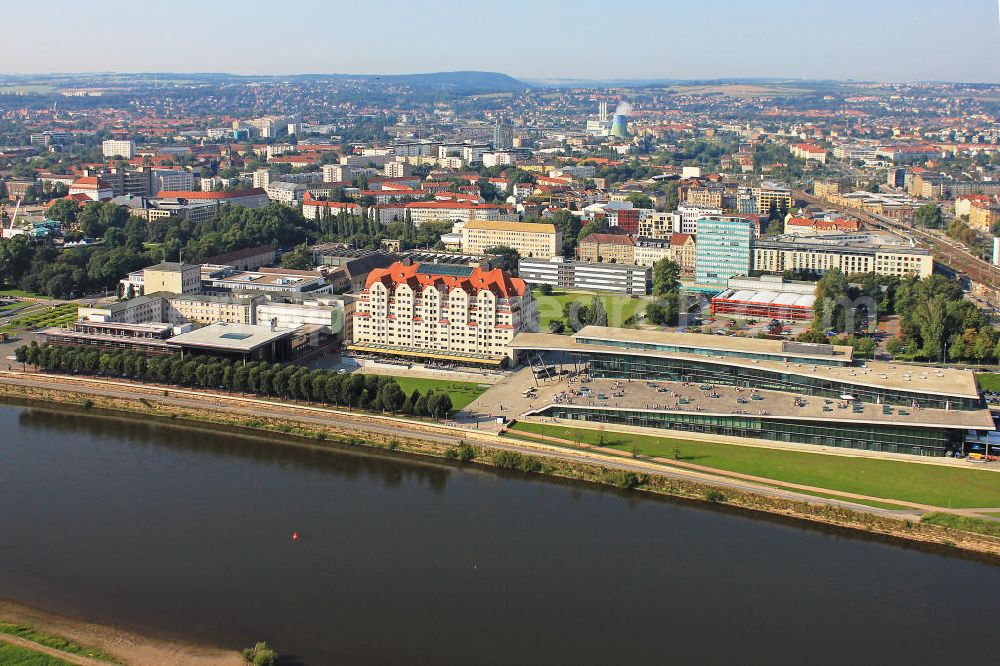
[0,598,244,665]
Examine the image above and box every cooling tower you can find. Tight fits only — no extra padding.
[610,113,628,139]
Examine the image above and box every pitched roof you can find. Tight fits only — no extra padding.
[581,233,634,246]
[365,260,526,297]
[156,188,265,200]
[462,219,556,233]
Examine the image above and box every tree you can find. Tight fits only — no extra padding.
[548,319,565,334]
[413,391,429,417]
[484,245,521,270]
[538,283,553,296]
[589,296,608,327]
[549,209,582,257]
[652,258,681,296]
[914,203,943,229]
[764,218,784,237]
[280,243,313,270]
[625,192,653,209]
[428,392,453,420]
[886,336,903,357]
[47,198,79,225]
[378,380,405,413]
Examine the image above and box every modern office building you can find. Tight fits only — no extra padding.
[102,139,135,159]
[42,320,177,355]
[168,322,296,363]
[752,234,933,278]
[518,258,650,295]
[695,217,753,286]
[509,326,993,456]
[492,121,514,151]
[350,259,530,366]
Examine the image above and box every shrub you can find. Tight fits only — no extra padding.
[457,442,476,461]
[491,450,542,473]
[242,641,278,666]
[704,489,727,504]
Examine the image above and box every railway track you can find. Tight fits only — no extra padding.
[794,190,1000,290]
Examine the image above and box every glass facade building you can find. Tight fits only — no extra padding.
[537,405,956,457]
[582,352,981,411]
[694,217,753,286]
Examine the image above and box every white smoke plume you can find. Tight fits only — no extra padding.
[615,102,633,116]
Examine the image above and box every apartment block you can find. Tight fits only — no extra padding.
[460,219,560,259]
[351,260,530,364]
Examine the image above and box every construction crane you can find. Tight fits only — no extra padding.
[2,197,22,237]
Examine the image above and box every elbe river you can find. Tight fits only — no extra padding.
[0,403,997,665]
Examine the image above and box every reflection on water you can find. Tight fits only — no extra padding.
[1,402,999,666]
[16,405,452,493]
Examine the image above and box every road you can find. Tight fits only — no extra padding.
[795,190,1000,290]
[0,370,938,522]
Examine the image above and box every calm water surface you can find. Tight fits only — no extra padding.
[0,402,997,665]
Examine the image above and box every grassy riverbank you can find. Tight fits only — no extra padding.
[507,421,1000,509]
[1,377,999,560]
[0,622,117,662]
[0,598,243,666]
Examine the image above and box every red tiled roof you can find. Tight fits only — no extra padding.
[365,260,525,298]
[581,233,634,246]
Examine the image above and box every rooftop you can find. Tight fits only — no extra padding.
[168,322,296,352]
[462,219,557,233]
[522,378,994,431]
[510,327,981,398]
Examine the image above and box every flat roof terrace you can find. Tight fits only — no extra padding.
[572,325,854,364]
[510,329,979,399]
[521,377,995,431]
[167,323,296,353]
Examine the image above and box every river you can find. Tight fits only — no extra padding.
[0,402,997,665]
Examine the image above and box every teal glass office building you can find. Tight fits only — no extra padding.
[695,217,753,286]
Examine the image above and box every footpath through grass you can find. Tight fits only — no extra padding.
[508,421,1000,509]
[389,376,489,411]
[0,623,117,662]
[0,641,73,665]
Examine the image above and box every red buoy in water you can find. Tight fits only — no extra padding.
[291,531,299,541]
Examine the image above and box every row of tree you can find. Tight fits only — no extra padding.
[14,343,454,418]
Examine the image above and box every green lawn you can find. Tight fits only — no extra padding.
[921,512,1000,538]
[0,642,73,665]
[508,421,1000,509]
[976,373,1000,392]
[387,376,490,411]
[532,288,647,332]
[0,623,116,662]
[0,290,51,300]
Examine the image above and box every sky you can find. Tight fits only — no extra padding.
[5,0,1000,83]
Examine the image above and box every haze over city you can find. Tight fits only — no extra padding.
[5,0,1000,82]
